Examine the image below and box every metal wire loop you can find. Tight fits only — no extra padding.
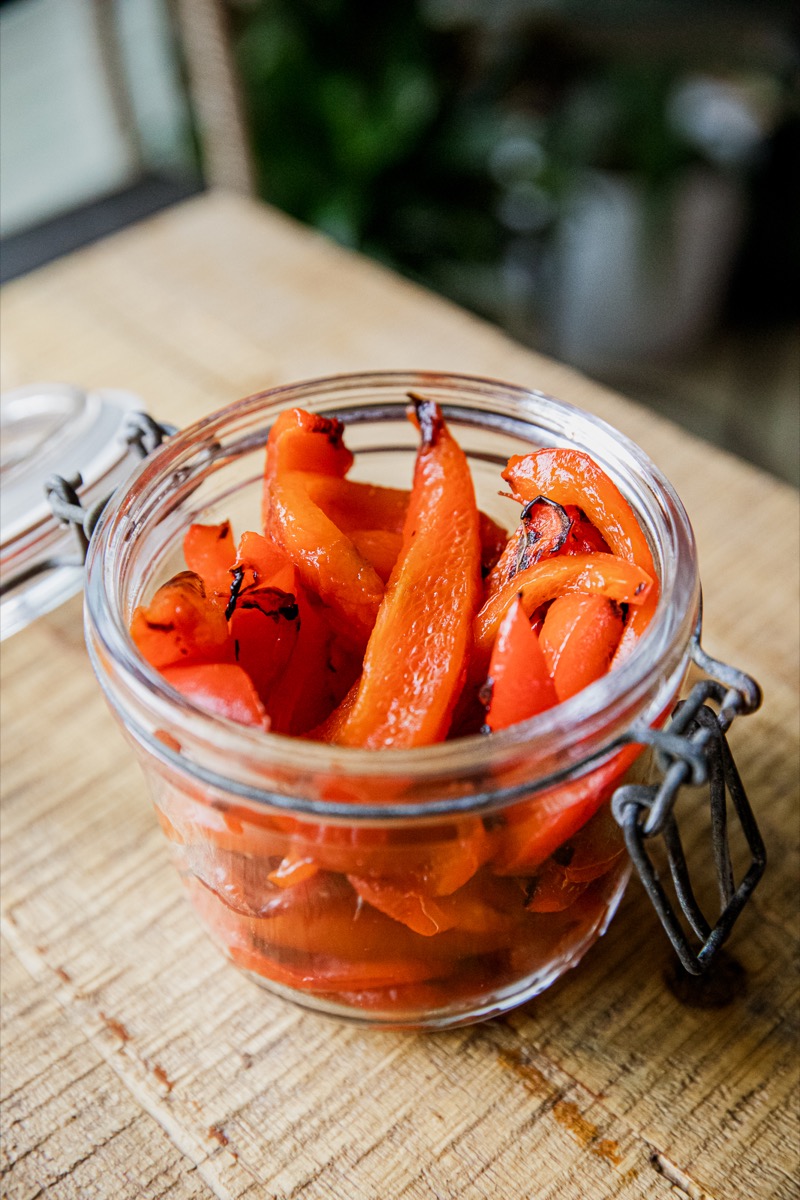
[612,622,765,974]
[124,412,179,458]
[44,413,176,565]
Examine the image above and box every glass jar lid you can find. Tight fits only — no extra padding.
[0,383,143,639]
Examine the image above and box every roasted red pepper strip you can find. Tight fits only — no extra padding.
[183,521,236,600]
[263,409,353,497]
[186,875,455,984]
[130,571,232,669]
[262,409,384,644]
[304,476,408,534]
[502,448,658,660]
[563,803,626,883]
[162,663,270,729]
[228,585,300,704]
[333,397,482,748]
[347,871,509,937]
[561,506,610,555]
[349,529,403,583]
[539,593,624,702]
[485,498,572,599]
[263,580,358,735]
[484,596,557,731]
[524,858,589,913]
[267,855,320,889]
[307,474,508,578]
[474,552,653,667]
[231,530,290,593]
[266,475,384,646]
[490,744,640,874]
[228,946,446,991]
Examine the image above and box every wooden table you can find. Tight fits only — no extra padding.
[2,192,798,1200]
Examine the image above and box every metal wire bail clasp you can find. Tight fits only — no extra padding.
[612,616,765,974]
[45,412,178,564]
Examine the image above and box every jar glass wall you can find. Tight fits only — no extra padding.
[85,372,700,1027]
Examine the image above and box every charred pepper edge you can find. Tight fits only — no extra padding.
[225,566,245,619]
[407,392,442,449]
[309,412,347,448]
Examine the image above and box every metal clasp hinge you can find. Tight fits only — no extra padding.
[45,413,178,562]
[613,620,765,975]
[0,413,178,606]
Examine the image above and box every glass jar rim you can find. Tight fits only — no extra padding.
[84,370,700,818]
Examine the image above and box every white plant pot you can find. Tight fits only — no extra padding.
[551,168,745,369]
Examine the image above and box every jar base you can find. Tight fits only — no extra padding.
[237,869,631,1030]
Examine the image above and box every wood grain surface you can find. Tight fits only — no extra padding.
[1,192,798,1200]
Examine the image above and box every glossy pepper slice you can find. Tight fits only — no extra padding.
[183,521,237,601]
[347,870,510,938]
[539,593,624,702]
[264,413,385,646]
[484,497,572,599]
[186,874,455,985]
[523,858,589,913]
[562,803,626,884]
[263,408,354,495]
[474,552,653,667]
[333,397,482,748]
[231,529,290,594]
[162,663,270,729]
[484,596,557,731]
[561,506,610,555]
[307,474,508,577]
[130,571,232,669]
[304,475,408,535]
[228,585,300,704]
[263,578,359,735]
[490,744,641,875]
[502,448,658,660]
[349,529,403,583]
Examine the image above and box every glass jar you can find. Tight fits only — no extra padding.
[84,371,700,1028]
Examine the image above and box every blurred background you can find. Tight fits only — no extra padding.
[1,0,798,484]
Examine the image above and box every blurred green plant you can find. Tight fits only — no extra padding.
[228,1,792,327]
[547,63,701,194]
[230,0,503,292]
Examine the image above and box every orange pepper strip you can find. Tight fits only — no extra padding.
[161,663,270,729]
[227,946,447,991]
[491,744,641,875]
[333,398,482,748]
[232,529,290,592]
[563,803,626,884]
[347,873,511,938]
[523,858,589,913]
[267,855,320,889]
[130,571,232,669]
[484,596,557,731]
[262,409,354,518]
[484,499,572,600]
[262,409,384,642]
[539,593,624,702]
[349,529,403,583]
[474,553,653,667]
[502,449,658,660]
[183,521,236,600]
[266,471,385,645]
[263,580,351,735]
[303,475,408,534]
[308,474,508,576]
[228,586,300,705]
